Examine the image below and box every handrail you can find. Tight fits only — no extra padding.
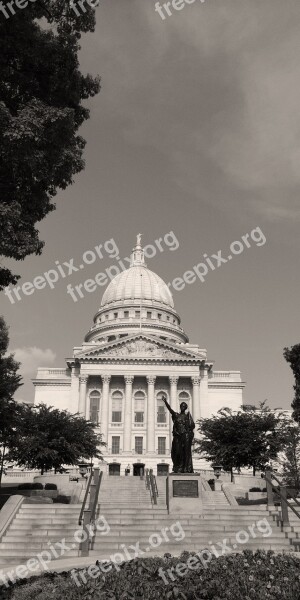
[145,468,150,490]
[91,470,103,524]
[80,469,103,557]
[264,470,300,524]
[267,471,300,509]
[149,468,158,505]
[78,470,93,525]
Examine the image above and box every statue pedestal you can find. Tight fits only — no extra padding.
[167,473,203,514]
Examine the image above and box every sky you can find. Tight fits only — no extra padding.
[1,0,300,409]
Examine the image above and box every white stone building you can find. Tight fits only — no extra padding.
[33,237,245,475]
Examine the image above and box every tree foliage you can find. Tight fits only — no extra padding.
[194,404,286,475]
[0,317,22,485]
[0,0,100,289]
[283,344,300,424]
[8,404,105,473]
[278,422,300,490]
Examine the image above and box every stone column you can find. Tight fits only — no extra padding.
[169,376,179,441]
[78,375,88,416]
[192,377,201,425]
[71,367,80,414]
[199,367,209,419]
[100,374,111,445]
[146,376,156,454]
[124,375,134,452]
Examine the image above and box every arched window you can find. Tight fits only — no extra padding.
[156,391,167,423]
[89,390,100,425]
[111,390,123,423]
[134,390,146,423]
[178,391,190,410]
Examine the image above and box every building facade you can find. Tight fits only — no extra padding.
[33,237,245,475]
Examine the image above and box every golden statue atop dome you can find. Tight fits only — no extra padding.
[136,233,142,247]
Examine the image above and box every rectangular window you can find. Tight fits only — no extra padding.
[135,311,140,318]
[111,436,120,454]
[114,312,118,319]
[157,404,166,423]
[134,397,144,423]
[147,312,152,319]
[157,313,162,320]
[158,437,166,455]
[90,399,100,425]
[135,437,143,455]
[124,311,129,318]
[134,412,144,423]
[112,396,122,422]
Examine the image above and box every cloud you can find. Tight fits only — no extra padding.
[13,347,56,376]
[85,0,300,220]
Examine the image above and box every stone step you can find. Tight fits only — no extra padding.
[9,524,81,531]
[89,542,293,556]
[0,542,79,551]
[0,530,78,547]
[0,549,79,558]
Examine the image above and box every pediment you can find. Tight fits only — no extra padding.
[73,334,205,364]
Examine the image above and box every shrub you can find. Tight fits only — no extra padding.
[207,478,215,490]
[45,483,57,490]
[249,487,262,492]
[262,487,267,492]
[53,495,70,504]
[2,550,300,600]
[18,483,33,490]
[31,483,44,490]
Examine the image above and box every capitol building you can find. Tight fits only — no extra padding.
[33,237,245,475]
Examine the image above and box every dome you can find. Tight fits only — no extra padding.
[101,237,174,309]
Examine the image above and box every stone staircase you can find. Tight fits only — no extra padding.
[89,475,295,559]
[0,476,299,577]
[0,503,81,570]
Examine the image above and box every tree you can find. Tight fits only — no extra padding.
[0,317,22,486]
[194,403,286,477]
[283,344,300,424]
[8,404,105,473]
[0,1,100,289]
[277,423,300,490]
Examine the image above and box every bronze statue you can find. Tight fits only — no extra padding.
[162,395,195,473]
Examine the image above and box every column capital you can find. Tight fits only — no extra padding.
[192,377,200,386]
[169,376,179,385]
[102,374,111,384]
[124,375,134,384]
[146,375,156,385]
[79,375,88,384]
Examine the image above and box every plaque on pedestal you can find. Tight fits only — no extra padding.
[167,473,203,514]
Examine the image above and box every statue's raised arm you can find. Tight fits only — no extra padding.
[161,394,176,417]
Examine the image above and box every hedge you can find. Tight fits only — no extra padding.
[1,550,300,600]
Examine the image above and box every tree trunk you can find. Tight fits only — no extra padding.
[253,465,256,476]
[230,467,234,482]
[0,445,6,488]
